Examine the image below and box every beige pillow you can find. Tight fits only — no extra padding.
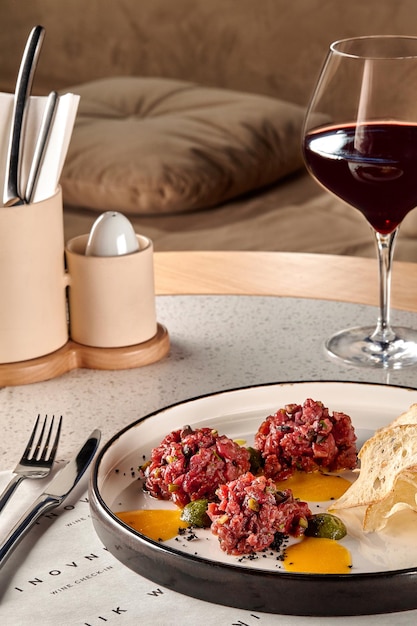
[61,77,307,215]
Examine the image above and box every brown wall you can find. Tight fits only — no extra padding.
[1,0,417,105]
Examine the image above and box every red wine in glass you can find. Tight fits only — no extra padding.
[304,122,417,235]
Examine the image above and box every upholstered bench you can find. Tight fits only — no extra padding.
[59,76,417,259]
[60,76,309,216]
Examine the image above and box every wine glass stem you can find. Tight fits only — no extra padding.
[370,228,398,344]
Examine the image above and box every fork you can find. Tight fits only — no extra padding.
[0,414,62,512]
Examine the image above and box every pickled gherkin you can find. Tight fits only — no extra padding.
[305,513,347,540]
[180,499,211,527]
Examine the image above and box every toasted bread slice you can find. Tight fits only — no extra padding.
[363,466,417,532]
[330,423,417,510]
[382,403,417,430]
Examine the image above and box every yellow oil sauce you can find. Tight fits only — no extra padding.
[276,471,351,502]
[116,509,189,541]
[283,537,352,574]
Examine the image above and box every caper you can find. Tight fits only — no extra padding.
[246,446,263,473]
[305,513,347,540]
[180,425,193,437]
[180,499,211,527]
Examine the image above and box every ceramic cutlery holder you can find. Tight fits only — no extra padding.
[65,234,157,348]
[0,188,68,363]
[0,193,168,382]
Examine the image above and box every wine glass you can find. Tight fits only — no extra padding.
[303,35,417,369]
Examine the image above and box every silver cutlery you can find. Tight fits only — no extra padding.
[0,414,62,512]
[3,25,45,207]
[0,429,101,568]
[24,90,58,203]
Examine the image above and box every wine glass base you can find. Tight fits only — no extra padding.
[325,326,417,369]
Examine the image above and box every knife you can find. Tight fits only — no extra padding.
[3,25,45,207]
[0,428,101,568]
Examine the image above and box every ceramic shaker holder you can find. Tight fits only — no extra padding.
[65,234,157,348]
[0,188,68,363]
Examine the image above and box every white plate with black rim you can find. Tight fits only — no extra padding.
[89,381,417,616]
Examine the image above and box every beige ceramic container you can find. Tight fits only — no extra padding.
[65,234,157,348]
[0,188,68,363]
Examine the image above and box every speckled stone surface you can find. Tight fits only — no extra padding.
[1,295,417,467]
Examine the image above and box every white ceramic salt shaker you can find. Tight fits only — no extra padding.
[85,211,140,256]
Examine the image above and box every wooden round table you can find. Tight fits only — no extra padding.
[154,251,417,312]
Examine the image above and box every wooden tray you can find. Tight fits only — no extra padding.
[0,323,169,386]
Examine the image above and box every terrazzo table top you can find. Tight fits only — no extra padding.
[1,295,417,625]
[1,295,416,465]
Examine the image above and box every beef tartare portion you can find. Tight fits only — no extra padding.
[142,425,251,507]
[208,472,311,555]
[255,398,357,480]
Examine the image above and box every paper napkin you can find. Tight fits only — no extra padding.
[0,91,79,205]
